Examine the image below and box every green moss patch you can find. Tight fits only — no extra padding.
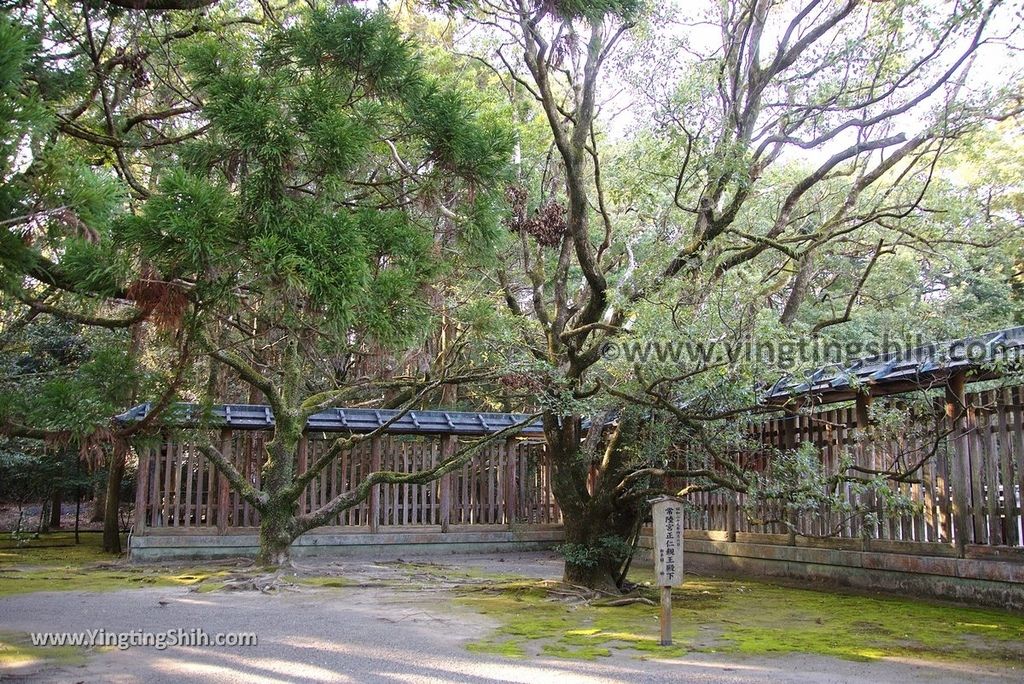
[0,632,87,670]
[456,573,1024,667]
[0,532,241,597]
[703,579,1024,664]
[0,566,233,598]
[466,640,527,657]
[294,576,356,589]
[457,581,694,660]
[0,533,119,567]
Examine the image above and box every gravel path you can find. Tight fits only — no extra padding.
[0,552,1018,683]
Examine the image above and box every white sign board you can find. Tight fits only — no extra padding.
[652,496,684,587]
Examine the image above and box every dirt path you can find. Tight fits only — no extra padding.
[0,552,1018,683]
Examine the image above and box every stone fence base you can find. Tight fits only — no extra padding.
[637,530,1024,611]
[128,524,564,562]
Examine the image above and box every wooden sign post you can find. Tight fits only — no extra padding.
[650,495,684,646]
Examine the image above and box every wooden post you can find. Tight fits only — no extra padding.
[855,393,875,543]
[162,439,173,527]
[183,444,194,528]
[726,492,737,543]
[504,437,518,526]
[369,436,381,533]
[651,496,684,646]
[439,435,454,533]
[855,393,873,428]
[217,429,231,534]
[134,446,149,534]
[297,437,308,515]
[149,438,161,528]
[996,389,1017,546]
[946,372,970,558]
[660,586,673,646]
[49,489,62,530]
[171,441,183,527]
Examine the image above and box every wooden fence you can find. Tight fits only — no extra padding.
[683,385,1024,552]
[134,433,559,533]
[133,384,1024,556]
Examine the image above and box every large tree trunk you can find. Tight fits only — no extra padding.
[256,501,295,566]
[560,513,622,592]
[103,439,129,553]
[545,415,640,592]
[49,489,62,529]
[255,412,302,566]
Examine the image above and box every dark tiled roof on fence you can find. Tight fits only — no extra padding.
[117,327,1024,430]
[115,402,544,437]
[764,326,1024,405]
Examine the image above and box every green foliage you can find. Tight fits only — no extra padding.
[120,6,512,350]
[0,13,46,173]
[556,534,632,568]
[120,170,238,278]
[549,0,645,21]
[434,0,645,22]
[0,448,63,507]
[0,319,140,438]
[744,430,921,539]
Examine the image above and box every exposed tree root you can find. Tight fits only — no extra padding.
[591,596,656,607]
[198,570,299,593]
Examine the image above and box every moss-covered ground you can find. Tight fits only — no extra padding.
[0,631,88,670]
[0,532,231,597]
[459,579,691,660]
[456,566,1024,665]
[2,536,1022,671]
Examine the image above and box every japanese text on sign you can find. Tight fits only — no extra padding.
[652,497,683,586]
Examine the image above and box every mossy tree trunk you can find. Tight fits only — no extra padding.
[102,440,128,553]
[544,415,642,592]
[255,407,303,566]
[256,503,298,566]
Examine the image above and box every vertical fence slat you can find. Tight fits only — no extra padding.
[462,451,471,524]
[369,436,381,532]
[149,442,161,528]
[238,436,249,528]
[217,430,231,533]
[162,439,173,527]
[504,438,517,525]
[1011,389,1019,544]
[416,441,425,525]
[319,442,328,524]
[982,400,1001,545]
[997,390,1018,546]
[195,443,206,527]
[183,443,194,528]
[439,436,452,531]
[966,399,986,545]
[491,447,499,523]
[135,446,149,532]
